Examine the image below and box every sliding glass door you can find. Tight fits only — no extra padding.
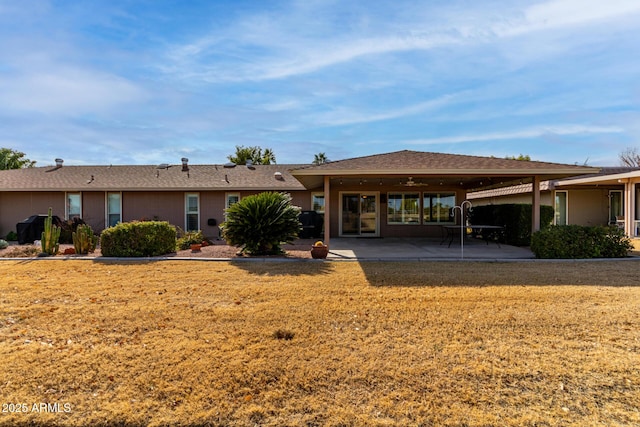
[340,193,378,236]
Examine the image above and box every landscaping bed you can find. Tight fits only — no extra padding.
[0,239,316,259]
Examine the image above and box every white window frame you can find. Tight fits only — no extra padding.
[185,193,200,232]
[554,190,568,225]
[66,192,82,220]
[226,193,240,210]
[106,192,122,227]
[311,192,325,214]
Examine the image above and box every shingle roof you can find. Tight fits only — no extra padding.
[0,163,307,191]
[292,150,597,174]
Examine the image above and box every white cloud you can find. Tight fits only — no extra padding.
[406,124,624,145]
[0,66,147,115]
[309,94,457,127]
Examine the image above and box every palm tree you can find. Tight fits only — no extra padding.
[313,152,328,165]
[228,146,276,165]
[261,148,276,165]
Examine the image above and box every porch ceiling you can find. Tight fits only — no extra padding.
[294,173,588,192]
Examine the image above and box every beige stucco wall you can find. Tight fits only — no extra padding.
[0,192,65,237]
[565,188,610,226]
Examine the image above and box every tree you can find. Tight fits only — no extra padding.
[228,145,276,165]
[313,152,329,165]
[619,147,640,167]
[220,192,301,255]
[505,154,531,161]
[0,148,36,170]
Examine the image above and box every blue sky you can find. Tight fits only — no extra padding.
[1,0,639,167]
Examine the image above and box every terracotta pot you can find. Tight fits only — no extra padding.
[310,245,329,259]
[190,243,202,252]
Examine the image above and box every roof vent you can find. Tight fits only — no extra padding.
[223,162,236,168]
[274,171,284,180]
[55,158,63,168]
[156,163,170,169]
[181,157,189,172]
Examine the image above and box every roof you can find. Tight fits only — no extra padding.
[468,166,640,199]
[291,150,599,189]
[0,163,307,192]
[555,166,640,186]
[293,150,597,173]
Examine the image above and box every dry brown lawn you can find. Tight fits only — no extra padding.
[1,259,639,427]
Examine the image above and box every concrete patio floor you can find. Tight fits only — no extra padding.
[325,237,535,260]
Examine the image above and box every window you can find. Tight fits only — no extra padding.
[609,190,623,225]
[226,193,240,210]
[106,192,121,227]
[555,191,568,225]
[312,193,325,213]
[66,192,81,219]
[186,193,199,232]
[423,193,455,223]
[387,193,420,224]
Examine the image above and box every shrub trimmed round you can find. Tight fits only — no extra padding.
[100,221,177,257]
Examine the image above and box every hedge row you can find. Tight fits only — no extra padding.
[468,204,554,246]
[531,225,632,259]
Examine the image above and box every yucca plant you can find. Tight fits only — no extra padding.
[221,192,301,255]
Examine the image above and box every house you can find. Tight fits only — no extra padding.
[468,167,640,237]
[0,151,596,243]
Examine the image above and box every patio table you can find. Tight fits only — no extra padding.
[441,225,505,248]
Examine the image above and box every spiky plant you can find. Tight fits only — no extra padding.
[221,192,301,255]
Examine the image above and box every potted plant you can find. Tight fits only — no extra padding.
[310,240,329,259]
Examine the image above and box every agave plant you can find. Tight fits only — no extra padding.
[221,192,301,255]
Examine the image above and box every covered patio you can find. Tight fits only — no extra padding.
[291,151,598,246]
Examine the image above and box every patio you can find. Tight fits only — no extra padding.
[325,237,535,260]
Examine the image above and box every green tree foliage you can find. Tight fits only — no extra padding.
[0,148,36,169]
[228,145,276,165]
[313,152,329,165]
[221,192,301,255]
[505,154,531,161]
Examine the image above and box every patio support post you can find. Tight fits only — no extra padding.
[623,180,634,236]
[532,175,541,232]
[324,175,330,246]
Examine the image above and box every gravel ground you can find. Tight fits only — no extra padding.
[0,239,319,259]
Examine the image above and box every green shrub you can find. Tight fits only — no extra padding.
[100,221,177,257]
[221,192,301,255]
[176,229,208,250]
[468,204,554,246]
[531,225,632,259]
[5,231,18,241]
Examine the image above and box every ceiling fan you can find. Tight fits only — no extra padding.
[396,177,430,187]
